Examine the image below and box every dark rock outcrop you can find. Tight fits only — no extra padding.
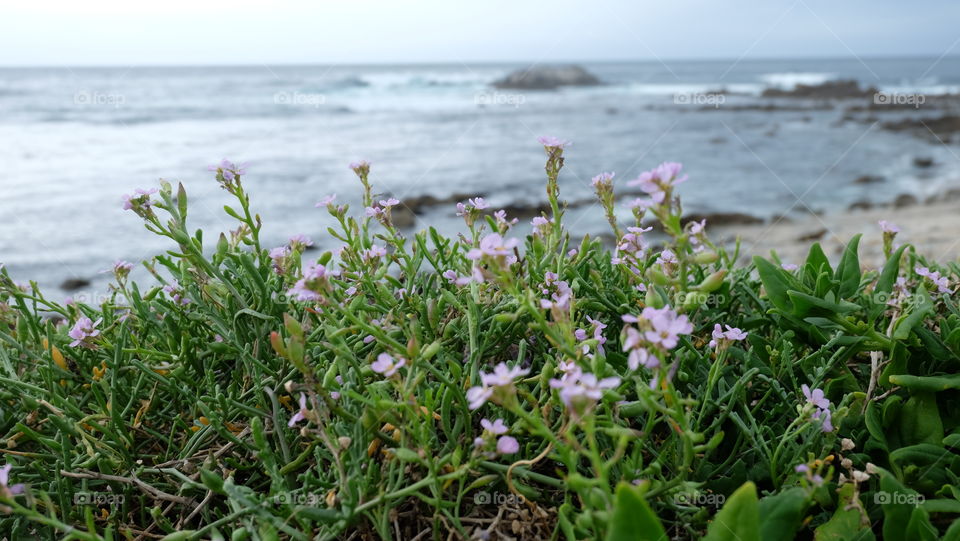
[848,200,873,211]
[853,175,885,185]
[60,278,91,291]
[796,229,827,242]
[913,157,935,168]
[893,193,918,208]
[882,115,960,140]
[681,212,763,227]
[761,80,877,99]
[493,65,602,90]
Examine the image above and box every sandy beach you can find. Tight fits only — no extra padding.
[717,197,960,268]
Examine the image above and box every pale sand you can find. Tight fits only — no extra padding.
[713,199,960,269]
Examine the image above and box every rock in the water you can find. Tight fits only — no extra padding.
[848,200,873,211]
[499,201,552,219]
[796,229,827,242]
[761,79,877,99]
[913,156,935,168]
[893,193,918,208]
[681,212,763,227]
[493,65,601,90]
[391,206,417,229]
[882,115,960,140]
[853,175,885,184]
[60,278,91,291]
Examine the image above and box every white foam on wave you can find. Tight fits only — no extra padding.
[624,82,764,96]
[880,76,959,96]
[353,71,491,91]
[759,72,835,89]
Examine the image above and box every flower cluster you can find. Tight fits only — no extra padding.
[794,463,825,487]
[493,209,519,232]
[269,246,291,275]
[371,353,406,378]
[879,220,900,256]
[289,234,314,251]
[540,272,573,313]
[456,197,489,227]
[627,161,687,206]
[163,281,191,306]
[68,316,101,348]
[611,226,652,283]
[122,188,158,218]
[209,159,247,193]
[467,362,529,410]
[288,393,311,427]
[365,198,401,226]
[801,384,833,433]
[916,265,951,294]
[686,219,708,251]
[288,263,336,302]
[466,233,519,275]
[442,269,478,287]
[708,324,748,349]
[315,193,345,216]
[103,260,135,282]
[621,306,693,371]
[0,464,24,499]
[575,315,607,357]
[474,418,519,456]
[531,216,553,238]
[549,363,620,419]
[363,244,388,262]
[537,136,570,152]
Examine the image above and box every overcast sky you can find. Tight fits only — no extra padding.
[2,0,959,66]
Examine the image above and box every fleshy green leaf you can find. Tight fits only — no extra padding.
[835,234,862,298]
[892,285,934,341]
[758,487,810,541]
[704,482,760,541]
[605,482,668,541]
[754,257,795,313]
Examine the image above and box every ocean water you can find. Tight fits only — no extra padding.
[1,57,959,294]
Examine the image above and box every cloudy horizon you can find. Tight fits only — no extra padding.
[2,0,959,67]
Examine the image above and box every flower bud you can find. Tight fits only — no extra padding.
[646,268,671,286]
[270,331,287,358]
[645,287,664,309]
[696,270,727,293]
[693,250,719,264]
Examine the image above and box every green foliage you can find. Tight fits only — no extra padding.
[0,150,956,539]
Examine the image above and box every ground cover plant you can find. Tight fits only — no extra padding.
[1,138,960,539]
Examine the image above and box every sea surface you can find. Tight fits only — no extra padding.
[1,57,959,296]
